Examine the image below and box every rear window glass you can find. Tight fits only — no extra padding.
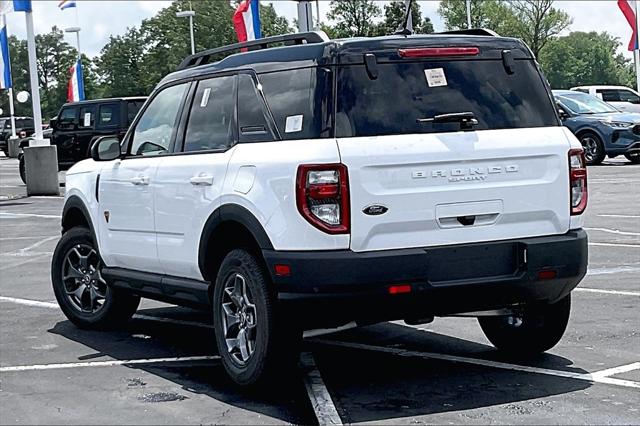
[336,60,558,138]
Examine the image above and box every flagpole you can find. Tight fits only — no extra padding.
[25,9,43,142]
[635,0,640,91]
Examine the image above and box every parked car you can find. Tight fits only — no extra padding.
[570,85,640,113]
[554,90,640,165]
[17,97,146,183]
[53,30,588,386]
[17,128,53,183]
[0,116,34,155]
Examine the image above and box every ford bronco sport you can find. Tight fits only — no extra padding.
[52,30,588,386]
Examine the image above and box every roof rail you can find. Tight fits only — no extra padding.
[176,31,330,71]
[437,28,500,37]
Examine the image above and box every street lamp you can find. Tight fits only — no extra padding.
[64,26,82,60]
[176,10,196,55]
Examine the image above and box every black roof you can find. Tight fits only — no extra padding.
[160,30,532,87]
[61,96,147,108]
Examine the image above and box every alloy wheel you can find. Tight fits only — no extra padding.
[580,136,598,163]
[221,273,258,365]
[61,244,107,313]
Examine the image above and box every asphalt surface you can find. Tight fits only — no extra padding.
[0,153,638,425]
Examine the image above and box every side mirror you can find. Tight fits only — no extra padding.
[90,136,120,161]
[49,118,57,129]
[557,108,569,120]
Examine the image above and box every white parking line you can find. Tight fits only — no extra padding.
[0,212,61,219]
[0,254,51,271]
[589,242,640,248]
[584,227,640,237]
[1,236,58,257]
[0,355,220,373]
[314,339,640,389]
[587,266,640,276]
[591,362,640,379]
[598,214,640,219]
[0,296,57,309]
[575,288,640,297]
[0,236,58,241]
[301,352,343,425]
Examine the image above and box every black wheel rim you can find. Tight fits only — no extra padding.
[580,136,598,162]
[61,244,107,314]
[221,273,257,366]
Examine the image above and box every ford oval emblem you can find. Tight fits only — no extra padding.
[363,205,388,216]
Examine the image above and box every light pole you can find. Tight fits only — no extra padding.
[176,10,196,55]
[65,26,81,60]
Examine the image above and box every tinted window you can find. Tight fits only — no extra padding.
[617,89,640,103]
[131,83,188,156]
[598,89,620,102]
[127,100,145,125]
[0,119,7,129]
[259,68,332,140]
[336,60,558,138]
[15,118,34,128]
[184,76,235,152]
[98,104,120,127]
[556,92,618,114]
[79,106,95,128]
[238,74,276,143]
[58,107,78,130]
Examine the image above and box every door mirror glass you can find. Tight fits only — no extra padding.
[557,108,569,120]
[91,136,120,161]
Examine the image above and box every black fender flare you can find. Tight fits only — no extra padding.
[198,204,274,279]
[62,195,98,243]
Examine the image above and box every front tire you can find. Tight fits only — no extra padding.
[213,249,300,386]
[579,132,605,165]
[51,227,140,329]
[625,152,640,164]
[478,294,571,356]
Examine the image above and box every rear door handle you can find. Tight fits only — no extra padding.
[129,175,149,186]
[190,174,214,186]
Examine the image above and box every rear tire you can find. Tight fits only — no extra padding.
[19,155,26,184]
[51,227,140,330]
[478,294,571,356]
[212,249,301,386]
[625,152,640,164]
[579,132,605,165]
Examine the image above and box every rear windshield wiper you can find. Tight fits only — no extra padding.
[417,112,479,130]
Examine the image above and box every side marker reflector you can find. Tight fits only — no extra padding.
[389,284,412,295]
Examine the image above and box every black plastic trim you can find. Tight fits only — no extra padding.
[61,196,97,242]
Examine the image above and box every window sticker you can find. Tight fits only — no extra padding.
[83,112,91,127]
[200,88,211,108]
[285,114,303,133]
[424,68,447,87]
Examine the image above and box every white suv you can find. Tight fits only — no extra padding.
[571,85,640,113]
[51,31,589,386]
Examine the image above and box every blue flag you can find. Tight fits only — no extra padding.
[0,1,32,15]
[0,17,11,89]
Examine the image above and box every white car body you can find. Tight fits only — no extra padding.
[570,85,640,113]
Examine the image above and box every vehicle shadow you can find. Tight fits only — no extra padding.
[310,321,592,424]
[48,305,315,424]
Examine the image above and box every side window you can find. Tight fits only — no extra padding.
[98,104,120,128]
[183,75,235,152]
[618,89,640,104]
[597,89,619,102]
[58,107,78,130]
[79,106,96,129]
[127,100,145,126]
[130,83,188,156]
[238,74,276,143]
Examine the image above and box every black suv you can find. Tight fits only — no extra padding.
[18,97,146,182]
[0,116,35,155]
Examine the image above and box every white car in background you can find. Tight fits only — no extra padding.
[571,85,640,113]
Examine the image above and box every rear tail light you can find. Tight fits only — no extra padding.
[296,164,350,234]
[398,47,479,58]
[569,148,588,215]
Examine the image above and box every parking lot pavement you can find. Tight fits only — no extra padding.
[1,154,638,425]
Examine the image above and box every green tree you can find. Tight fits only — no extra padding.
[95,28,147,97]
[438,0,519,35]
[327,0,382,38]
[375,0,434,35]
[260,2,292,37]
[539,31,632,89]
[511,0,572,57]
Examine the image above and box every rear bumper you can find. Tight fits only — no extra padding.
[263,230,588,327]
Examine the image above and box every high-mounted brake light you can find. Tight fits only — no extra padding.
[296,164,350,234]
[568,148,588,215]
[398,47,480,58]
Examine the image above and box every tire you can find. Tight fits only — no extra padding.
[624,152,640,164]
[478,294,571,356]
[19,155,26,184]
[212,249,301,386]
[51,227,140,330]
[578,132,605,165]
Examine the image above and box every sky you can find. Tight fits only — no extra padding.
[3,0,635,60]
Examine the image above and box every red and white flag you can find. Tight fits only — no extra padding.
[618,0,639,51]
[233,0,261,43]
